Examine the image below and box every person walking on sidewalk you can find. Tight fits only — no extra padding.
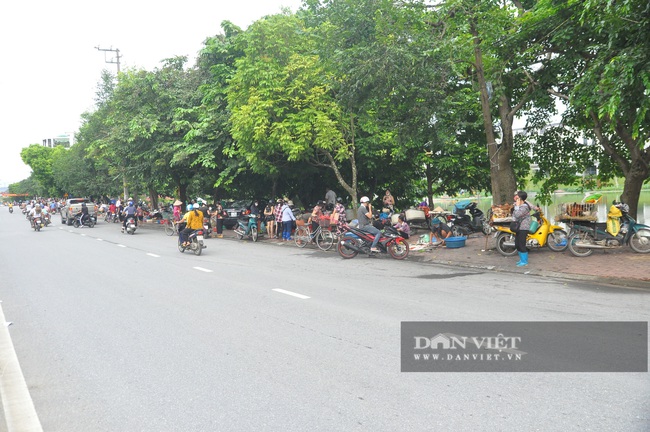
[513,190,532,267]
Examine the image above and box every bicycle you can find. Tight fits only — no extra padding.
[164,218,180,236]
[294,218,335,251]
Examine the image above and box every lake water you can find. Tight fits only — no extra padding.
[430,190,650,226]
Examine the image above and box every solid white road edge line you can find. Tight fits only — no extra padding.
[117,244,126,248]
[272,289,311,300]
[0,305,43,432]
[146,253,160,258]
[97,239,103,241]
[193,267,213,273]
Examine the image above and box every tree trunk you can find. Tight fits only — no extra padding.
[148,187,158,209]
[620,166,646,219]
[470,18,517,205]
[592,113,650,219]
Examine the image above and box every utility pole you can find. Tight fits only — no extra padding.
[95,46,128,201]
[95,46,121,73]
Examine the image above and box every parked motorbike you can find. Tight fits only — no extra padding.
[493,210,568,256]
[72,212,95,228]
[32,216,43,232]
[234,214,259,242]
[447,201,491,236]
[123,216,137,234]
[178,229,205,256]
[202,217,213,239]
[337,225,410,260]
[567,202,650,257]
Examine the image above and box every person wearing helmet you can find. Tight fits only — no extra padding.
[121,201,137,233]
[79,202,90,226]
[357,196,381,252]
[180,203,204,247]
[28,203,43,228]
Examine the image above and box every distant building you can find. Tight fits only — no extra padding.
[42,132,73,148]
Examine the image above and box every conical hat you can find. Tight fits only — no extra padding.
[173,200,182,206]
[433,206,446,213]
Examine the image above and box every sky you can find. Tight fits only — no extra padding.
[0,0,303,187]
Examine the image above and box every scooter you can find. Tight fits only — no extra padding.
[122,216,138,235]
[337,225,410,260]
[567,202,650,256]
[178,229,206,256]
[493,210,568,256]
[448,201,491,236]
[234,214,259,242]
[32,216,43,231]
[43,212,51,227]
[72,213,95,228]
[123,216,137,234]
[8,206,13,214]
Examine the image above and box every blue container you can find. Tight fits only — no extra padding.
[445,236,467,248]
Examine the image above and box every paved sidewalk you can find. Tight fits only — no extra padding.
[143,221,650,289]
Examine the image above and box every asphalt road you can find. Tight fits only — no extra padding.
[0,209,648,431]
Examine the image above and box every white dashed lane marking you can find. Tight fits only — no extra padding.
[146,253,160,258]
[117,244,126,248]
[193,267,213,273]
[272,289,310,300]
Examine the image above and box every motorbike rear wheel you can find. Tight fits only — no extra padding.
[546,229,568,252]
[451,225,468,237]
[481,220,492,235]
[388,239,410,260]
[192,239,202,256]
[567,232,595,257]
[337,238,359,259]
[629,228,650,253]
[495,232,518,256]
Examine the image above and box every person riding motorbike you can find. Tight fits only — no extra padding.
[357,196,381,253]
[121,201,137,233]
[78,202,90,226]
[28,204,43,228]
[180,204,204,247]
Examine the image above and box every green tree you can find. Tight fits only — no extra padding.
[20,144,66,196]
[520,0,650,216]
[228,12,364,203]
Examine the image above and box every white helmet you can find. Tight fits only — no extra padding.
[360,196,370,203]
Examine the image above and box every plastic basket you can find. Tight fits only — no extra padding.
[319,217,331,228]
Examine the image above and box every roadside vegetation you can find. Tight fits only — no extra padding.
[9,0,649,216]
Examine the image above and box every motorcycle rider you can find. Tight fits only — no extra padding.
[180,204,204,247]
[357,196,381,253]
[28,204,43,228]
[121,201,137,233]
[78,202,90,226]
